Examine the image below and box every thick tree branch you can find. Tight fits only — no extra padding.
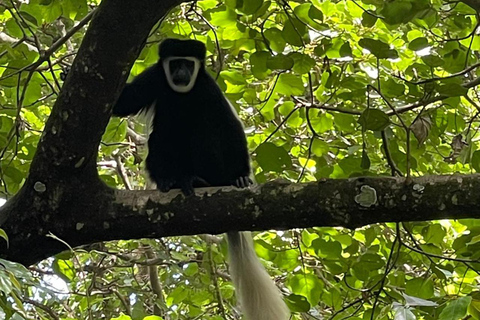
[2,175,480,265]
[0,0,184,262]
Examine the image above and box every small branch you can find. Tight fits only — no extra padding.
[24,299,60,320]
[113,290,132,316]
[395,62,480,85]
[370,233,400,320]
[381,131,402,176]
[208,243,228,319]
[292,96,362,115]
[144,245,165,317]
[114,154,132,190]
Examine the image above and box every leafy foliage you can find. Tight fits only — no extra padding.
[1,0,480,319]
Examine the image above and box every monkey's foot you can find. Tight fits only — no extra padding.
[234,176,253,188]
[179,177,196,196]
[156,178,175,193]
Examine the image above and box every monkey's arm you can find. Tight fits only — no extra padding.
[112,65,162,116]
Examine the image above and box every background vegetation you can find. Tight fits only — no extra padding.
[1,0,480,319]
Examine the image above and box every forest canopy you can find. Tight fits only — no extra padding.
[1,0,480,319]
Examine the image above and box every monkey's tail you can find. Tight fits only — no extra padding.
[227,231,290,320]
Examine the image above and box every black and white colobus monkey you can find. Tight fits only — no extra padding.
[113,39,290,320]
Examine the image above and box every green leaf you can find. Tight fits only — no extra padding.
[4,167,23,184]
[168,286,188,305]
[252,0,271,18]
[282,18,308,47]
[408,37,429,51]
[311,139,329,156]
[381,1,413,25]
[184,263,199,276]
[320,286,342,310]
[222,23,246,40]
[438,296,472,320]
[19,11,38,27]
[294,4,323,30]
[102,118,127,149]
[308,5,323,22]
[421,54,444,67]
[41,0,63,22]
[358,38,398,59]
[468,298,480,320]
[312,238,342,258]
[61,0,89,19]
[339,42,352,57]
[406,278,434,299]
[351,253,384,281]
[358,109,390,131]
[210,7,237,26]
[325,70,339,88]
[0,259,32,281]
[291,52,315,74]
[239,0,263,15]
[276,73,304,96]
[393,306,416,320]
[250,51,271,80]
[224,0,237,9]
[285,294,310,312]
[361,149,370,169]
[334,113,356,132]
[362,11,377,27]
[314,38,332,57]
[266,55,294,70]
[198,0,218,10]
[403,293,439,307]
[310,113,334,133]
[243,88,257,105]
[111,314,132,320]
[278,101,295,116]
[52,259,76,282]
[382,79,405,97]
[472,150,480,172]
[264,28,286,53]
[221,70,247,85]
[287,274,323,306]
[5,19,24,38]
[143,316,163,320]
[275,248,300,270]
[255,142,292,172]
[0,229,8,247]
[437,83,468,97]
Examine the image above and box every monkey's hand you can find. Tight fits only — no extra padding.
[156,176,202,196]
[234,176,253,188]
[179,177,196,196]
[156,178,176,193]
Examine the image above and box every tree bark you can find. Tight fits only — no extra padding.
[0,0,180,264]
[2,175,480,265]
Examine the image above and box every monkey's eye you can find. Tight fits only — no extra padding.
[170,59,195,85]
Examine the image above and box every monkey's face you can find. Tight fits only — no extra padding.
[162,57,200,93]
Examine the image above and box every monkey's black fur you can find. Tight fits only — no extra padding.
[113,39,290,320]
[113,39,251,195]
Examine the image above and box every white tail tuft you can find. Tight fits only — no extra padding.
[227,231,290,320]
